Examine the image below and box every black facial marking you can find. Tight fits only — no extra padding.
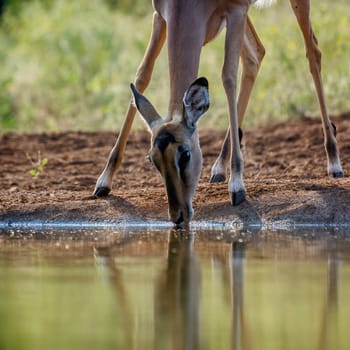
[165,172,180,209]
[154,132,176,152]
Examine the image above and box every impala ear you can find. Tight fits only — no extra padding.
[130,83,163,131]
[183,77,210,129]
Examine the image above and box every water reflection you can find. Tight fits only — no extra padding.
[0,228,349,350]
[231,242,247,350]
[318,252,341,350]
[91,229,350,350]
[155,231,200,350]
[93,245,135,349]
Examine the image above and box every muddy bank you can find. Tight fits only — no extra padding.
[1,114,350,228]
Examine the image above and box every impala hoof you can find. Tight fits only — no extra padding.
[328,163,344,178]
[210,174,226,183]
[330,171,344,178]
[230,190,246,206]
[93,186,111,198]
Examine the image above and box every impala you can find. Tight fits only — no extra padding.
[94,0,343,226]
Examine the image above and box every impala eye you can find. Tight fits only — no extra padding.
[178,145,191,166]
[179,150,191,166]
[178,146,191,184]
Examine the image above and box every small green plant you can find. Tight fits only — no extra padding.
[26,151,48,178]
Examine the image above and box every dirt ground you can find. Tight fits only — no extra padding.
[1,114,350,228]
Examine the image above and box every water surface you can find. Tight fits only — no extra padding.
[0,228,349,350]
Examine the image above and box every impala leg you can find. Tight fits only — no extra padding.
[211,17,265,183]
[222,5,249,206]
[290,0,343,178]
[93,13,166,197]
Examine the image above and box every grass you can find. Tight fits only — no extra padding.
[0,0,349,132]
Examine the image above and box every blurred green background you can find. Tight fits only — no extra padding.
[0,0,349,132]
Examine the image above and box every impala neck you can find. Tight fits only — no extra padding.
[165,1,207,119]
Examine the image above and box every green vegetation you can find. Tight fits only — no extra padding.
[26,151,48,178]
[0,0,349,132]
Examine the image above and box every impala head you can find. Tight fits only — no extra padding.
[131,77,210,227]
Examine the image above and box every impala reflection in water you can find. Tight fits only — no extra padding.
[0,228,349,350]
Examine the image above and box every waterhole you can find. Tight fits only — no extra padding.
[0,226,349,350]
